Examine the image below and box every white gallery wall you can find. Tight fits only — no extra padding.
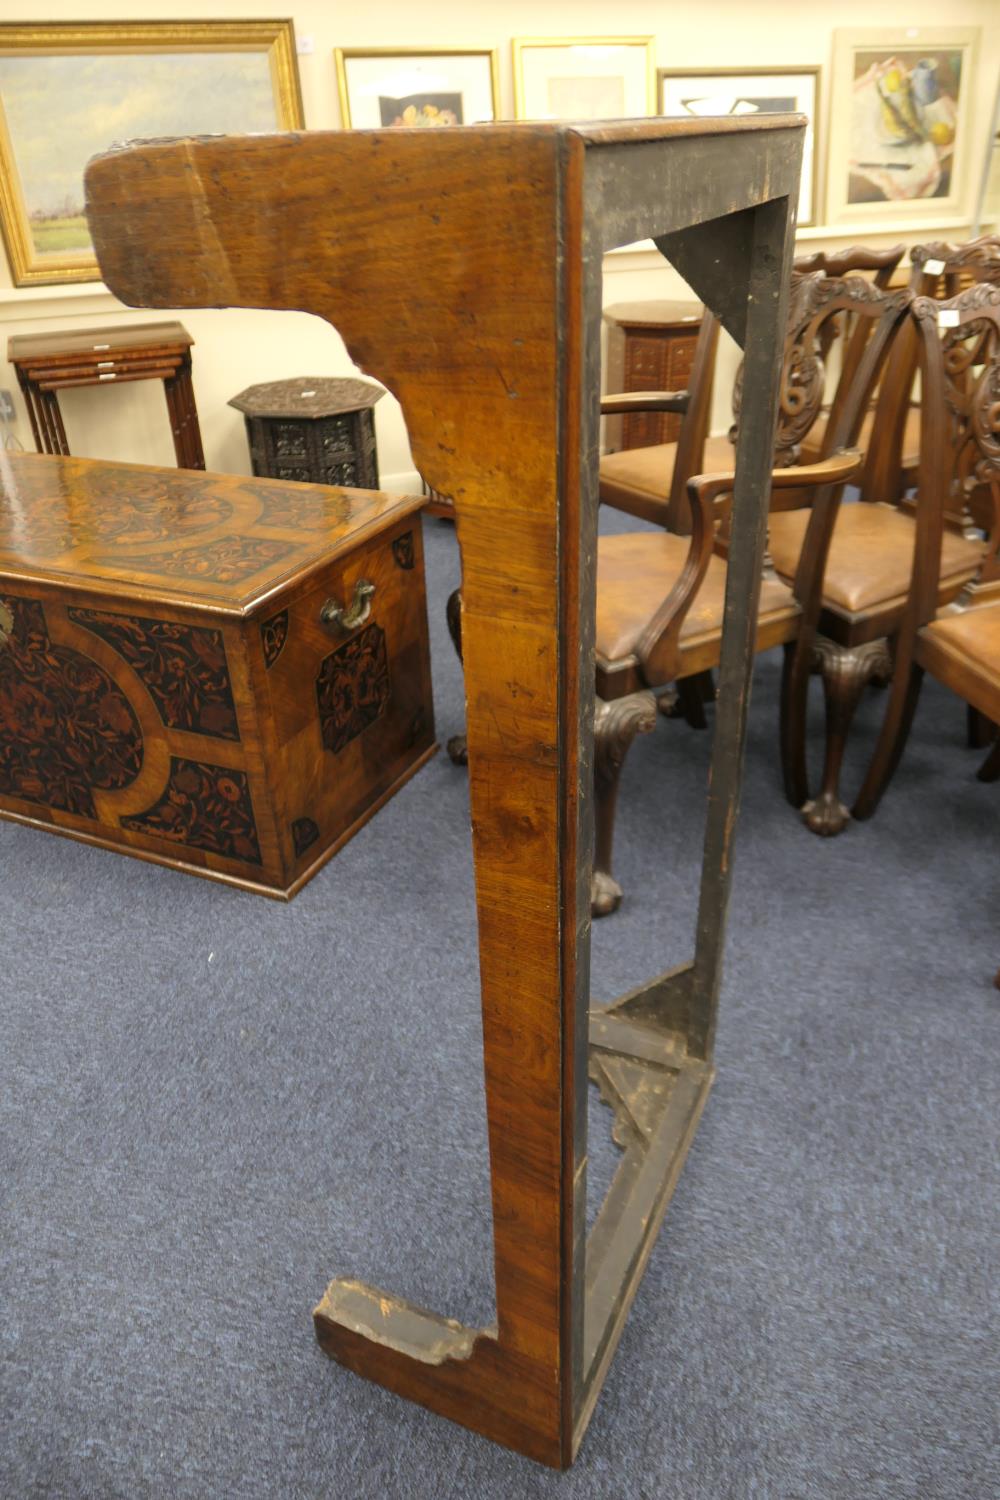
[1,0,998,483]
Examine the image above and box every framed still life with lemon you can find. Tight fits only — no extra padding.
[335,48,499,130]
[827,27,979,225]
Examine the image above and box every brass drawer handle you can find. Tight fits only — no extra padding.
[0,601,11,649]
[320,578,375,634]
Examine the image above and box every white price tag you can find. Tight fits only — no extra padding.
[938,309,960,328]
[923,258,945,275]
[296,34,314,55]
[300,389,316,398]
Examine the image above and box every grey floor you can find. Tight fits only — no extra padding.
[2,510,997,1499]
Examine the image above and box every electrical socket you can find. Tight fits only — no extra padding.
[0,389,14,422]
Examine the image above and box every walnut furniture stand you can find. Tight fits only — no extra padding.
[84,117,803,1468]
[8,321,205,470]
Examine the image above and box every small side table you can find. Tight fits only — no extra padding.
[603,299,703,453]
[229,376,383,489]
[8,320,205,469]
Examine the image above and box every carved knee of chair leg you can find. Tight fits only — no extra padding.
[591,690,657,917]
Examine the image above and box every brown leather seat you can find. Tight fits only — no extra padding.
[769,501,984,617]
[598,434,734,518]
[919,602,1000,693]
[595,531,799,675]
[800,403,921,470]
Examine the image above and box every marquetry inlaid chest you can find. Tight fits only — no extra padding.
[0,452,434,897]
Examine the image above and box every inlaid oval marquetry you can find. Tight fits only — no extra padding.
[0,594,143,817]
[68,607,240,741]
[75,464,234,545]
[105,534,294,585]
[121,756,261,864]
[244,480,352,532]
[315,622,391,755]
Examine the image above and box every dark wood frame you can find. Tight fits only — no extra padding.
[84,117,803,1467]
[657,65,820,225]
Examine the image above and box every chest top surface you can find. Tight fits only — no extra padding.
[0,452,421,613]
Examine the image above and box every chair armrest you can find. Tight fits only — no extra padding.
[600,389,689,416]
[686,448,862,511]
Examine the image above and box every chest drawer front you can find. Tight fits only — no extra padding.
[255,517,434,876]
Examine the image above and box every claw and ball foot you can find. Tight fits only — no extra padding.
[801,636,892,837]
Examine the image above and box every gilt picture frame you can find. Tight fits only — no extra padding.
[827,27,979,226]
[335,48,500,131]
[0,20,304,287]
[658,66,820,227]
[513,37,655,122]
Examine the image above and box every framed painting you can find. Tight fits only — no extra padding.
[827,27,979,224]
[658,67,820,226]
[0,21,303,287]
[513,37,655,121]
[335,48,499,130]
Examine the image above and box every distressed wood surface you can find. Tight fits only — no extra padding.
[84,119,803,1467]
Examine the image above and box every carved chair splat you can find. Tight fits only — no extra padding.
[83,119,803,1468]
[854,283,1000,834]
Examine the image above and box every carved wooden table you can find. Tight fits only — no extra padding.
[229,375,383,489]
[8,320,205,470]
[84,116,803,1467]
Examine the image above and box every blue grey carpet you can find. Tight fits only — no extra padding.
[1,509,997,1499]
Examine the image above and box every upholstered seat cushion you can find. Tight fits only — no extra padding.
[599,434,735,515]
[799,403,921,468]
[768,502,984,617]
[595,530,799,666]
[920,603,1000,697]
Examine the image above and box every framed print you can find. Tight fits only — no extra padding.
[513,37,655,121]
[335,48,499,130]
[658,67,820,226]
[0,21,303,287]
[827,27,979,224]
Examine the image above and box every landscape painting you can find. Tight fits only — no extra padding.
[0,22,302,285]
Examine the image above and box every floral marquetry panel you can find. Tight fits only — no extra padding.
[122,757,262,864]
[315,622,391,755]
[0,593,143,817]
[68,608,240,740]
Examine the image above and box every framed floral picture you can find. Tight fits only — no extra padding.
[335,48,499,131]
[658,67,820,227]
[513,37,655,121]
[827,27,979,224]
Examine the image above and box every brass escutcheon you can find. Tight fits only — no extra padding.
[0,600,11,649]
[320,578,375,634]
